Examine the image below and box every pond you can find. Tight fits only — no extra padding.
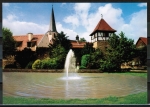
[3,72,147,99]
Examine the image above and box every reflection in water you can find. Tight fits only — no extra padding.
[3,72,147,99]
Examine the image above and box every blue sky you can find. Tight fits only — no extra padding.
[2,2,147,43]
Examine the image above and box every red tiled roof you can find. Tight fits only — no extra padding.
[70,40,92,48]
[90,18,116,36]
[140,37,147,45]
[136,37,147,48]
[13,34,44,50]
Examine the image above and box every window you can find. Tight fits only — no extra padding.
[27,41,37,47]
[16,41,22,47]
[27,42,31,47]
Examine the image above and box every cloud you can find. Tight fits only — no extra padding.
[3,3,147,44]
[63,15,79,28]
[56,22,78,40]
[64,3,124,42]
[3,13,78,41]
[6,14,18,21]
[61,3,66,6]
[3,3,10,7]
[3,14,48,35]
[120,9,147,43]
[138,3,147,7]
[63,3,147,43]
[63,3,91,29]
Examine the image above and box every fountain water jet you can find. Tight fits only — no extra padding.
[64,49,81,80]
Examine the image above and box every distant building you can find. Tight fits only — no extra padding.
[14,6,58,51]
[89,15,116,51]
[135,37,147,48]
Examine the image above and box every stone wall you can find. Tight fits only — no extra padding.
[93,41,109,51]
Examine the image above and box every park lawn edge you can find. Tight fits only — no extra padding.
[3,92,147,104]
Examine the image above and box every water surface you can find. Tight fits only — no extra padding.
[3,72,147,99]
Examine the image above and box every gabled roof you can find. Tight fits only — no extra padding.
[139,37,147,45]
[90,18,116,36]
[13,34,44,50]
[70,40,92,49]
[136,37,147,47]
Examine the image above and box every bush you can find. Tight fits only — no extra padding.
[81,54,90,68]
[40,58,59,69]
[32,59,42,69]
[79,66,86,69]
[99,59,120,72]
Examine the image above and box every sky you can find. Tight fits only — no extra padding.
[2,2,147,44]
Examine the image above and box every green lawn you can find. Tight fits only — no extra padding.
[116,72,147,78]
[3,92,147,104]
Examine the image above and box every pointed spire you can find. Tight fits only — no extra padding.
[49,5,57,32]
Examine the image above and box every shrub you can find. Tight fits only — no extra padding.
[40,58,59,69]
[79,66,86,69]
[32,59,42,69]
[81,54,90,68]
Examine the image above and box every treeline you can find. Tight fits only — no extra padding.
[3,27,146,72]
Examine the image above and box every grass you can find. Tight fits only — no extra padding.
[115,72,147,79]
[3,92,147,104]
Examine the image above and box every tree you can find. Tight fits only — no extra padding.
[80,54,90,68]
[90,48,104,69]
[79,37,86,42]
[3,27,16,58]
[15,48,37,68]
[99,32,136,72]
[48,31,72,69]
[81,42,94,56]
[49,31,72,57]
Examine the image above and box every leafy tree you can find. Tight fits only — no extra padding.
[81,42,94,56]
[90,48,104,69]
[48,31,71,69]
[79,37,86,42]
[15,48,37,68]
[99,32,136,72]
[80,54,90,68]
[3,27,16,58]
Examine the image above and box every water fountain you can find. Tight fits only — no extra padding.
[64,49,81,80]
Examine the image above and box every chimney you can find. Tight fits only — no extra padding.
[28,33,33,41]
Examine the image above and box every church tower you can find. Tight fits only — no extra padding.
[89,15,116,51]
[38,5,58,47]
[47,5,58,44]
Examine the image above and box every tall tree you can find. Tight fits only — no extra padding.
[100,32,136,72]
[3,27,16,58]
[48,31,72,68]
[81,42,94,56]
[49,31,72,56]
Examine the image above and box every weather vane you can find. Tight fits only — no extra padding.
[101,14,103,19]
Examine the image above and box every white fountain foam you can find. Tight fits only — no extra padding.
[63,49,81,80]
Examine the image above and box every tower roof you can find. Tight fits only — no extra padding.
[90,18,116,36]
[49,5,57,32]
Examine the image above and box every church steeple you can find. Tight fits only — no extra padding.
[49,5,57,32]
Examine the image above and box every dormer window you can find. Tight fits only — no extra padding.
[27,41,36,47]
[16,41,22,47]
